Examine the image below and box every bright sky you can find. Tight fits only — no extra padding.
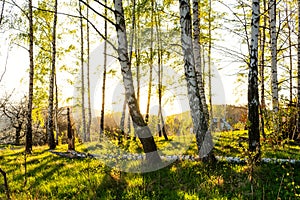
[0,1,247,119]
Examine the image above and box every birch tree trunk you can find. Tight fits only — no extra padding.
[79,2,86,142]
[47,0,58,150]
[192,0,209,124]
[248,0,260,155]
[207,0,213,120]
[113,0,161,163]
[269,0,279,132]
[179,0,214,161]
[86,0,91,142]
[100,0,108,139]
[26,0,34,153]
[259,0,267,139]
[297,0,300,136]
[145,0,155,124]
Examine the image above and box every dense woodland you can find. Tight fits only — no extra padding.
[0,0,300,199]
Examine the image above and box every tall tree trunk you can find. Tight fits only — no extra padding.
[248,0,260,156]
[26,0,34,153]
[113,0,161,163]
[297,0,300,136]
[207,0,213,120]
[79,2,86,142]
[145,0,155,124]
[286,2,293,106]
[54,73,59,145]
[269,0,279,134]
[135,8,140,107]
[259,0,267,139]
[100,0,108,139]
[86,0,91,142]
[47,0,58,150]
[192,0,209,124]
[179,0,214,161]
[155,3,168,141]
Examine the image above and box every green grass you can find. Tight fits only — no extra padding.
[1,131,300,199]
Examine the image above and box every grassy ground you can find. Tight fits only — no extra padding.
[1,131,300,199]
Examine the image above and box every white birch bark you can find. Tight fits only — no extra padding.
[113,0,161,163]
[269,0,279,113]
[248,0,260,154]
[179,0,214,160]
[47,0,58,150]
[192,0,209,124]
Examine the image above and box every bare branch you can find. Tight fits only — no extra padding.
[80,12,117,51]
[79,0,116,26]
[94,0,115,13]
[0,46,9,83]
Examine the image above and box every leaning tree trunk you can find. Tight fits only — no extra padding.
[47,0,58,150]
[248,0,260,157]
[269,0,279,135]
[26,0,34,153]
[192,0,209,124]
[113,0,161,163]
[179,0,214,161]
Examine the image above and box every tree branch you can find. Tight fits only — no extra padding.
[79,0,116,26]
[80,13,117,51]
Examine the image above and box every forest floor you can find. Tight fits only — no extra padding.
[1,130,300,199]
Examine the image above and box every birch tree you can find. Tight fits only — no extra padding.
[79,1,87,142]
[100,0,108,139]
[47,0,58,150]
[248,0,260,155]
[297,0,300,136]
[26,0,34,153]
[179,0,214,161]
[192,0,209,124]
[113,0,161,163]
[269,0,279,128]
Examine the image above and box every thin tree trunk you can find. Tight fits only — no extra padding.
[297,0,300,136]
[67,108,75,151]
[269,0,279,134]
[127,110,131,138]
[207,0,213,120]
[79,2,86,142]
[100,0,107,140]
[155,4,168,141]
[248,0,260,156]
[47,0,58,150]
[113,0,161,163]
[86,0,91,142]
[259,0,267,139]
[286,2,293,106]
[54,73,59,145]
[26,0,34,153]
[0,168,10,200]
[179,0,214,161]
[145,0,154,124]
[192,0,209,124]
